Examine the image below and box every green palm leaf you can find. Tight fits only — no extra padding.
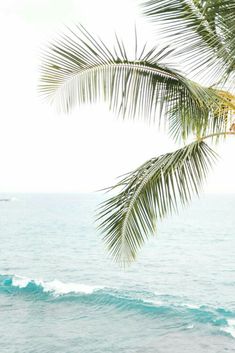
[97,140,217,264]
[40,26,233,141]
[142,0,235,86]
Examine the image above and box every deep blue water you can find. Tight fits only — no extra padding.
[0,193,234,352]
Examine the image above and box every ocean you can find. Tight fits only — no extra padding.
[0,193,234,352]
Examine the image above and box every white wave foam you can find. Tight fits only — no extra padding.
[141,296,201,309]
[152,292,201,310]
[221,319,235,338]
[142,298,164,306]
[221,327,235,338]
[42,279,103,295]
[180,303,200,309]
[227,319,235,326]
[12,275,103,295]
[12,275,32,288]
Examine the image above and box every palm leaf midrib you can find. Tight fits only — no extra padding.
[40,61,178,90]
[119,141,197,243]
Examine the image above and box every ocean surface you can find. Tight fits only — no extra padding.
[0,193,234,353]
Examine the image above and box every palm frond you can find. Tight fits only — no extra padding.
[40,25,235,141]
[97,140,217,264]
[142,0,235,86]
[40,25,177,120]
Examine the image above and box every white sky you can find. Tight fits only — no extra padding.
[0,0,234,193]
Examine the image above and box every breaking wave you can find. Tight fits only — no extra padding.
[0,273,235,338]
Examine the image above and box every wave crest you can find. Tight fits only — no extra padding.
[0,274,235,338]
[0,274,103,295]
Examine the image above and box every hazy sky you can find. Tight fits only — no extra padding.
[0,0,234,193]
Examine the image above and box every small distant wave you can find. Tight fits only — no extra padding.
[0,274,234,338]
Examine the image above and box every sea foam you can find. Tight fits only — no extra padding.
[221,319,235,338]
[9,275,103,295]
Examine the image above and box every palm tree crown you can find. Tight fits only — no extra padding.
[40,1,235,264]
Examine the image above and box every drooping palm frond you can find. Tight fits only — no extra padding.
[142,0,235,86]
[40,25,235,141]
[97,140,217,264]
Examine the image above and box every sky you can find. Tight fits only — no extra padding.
[0,0,234,193]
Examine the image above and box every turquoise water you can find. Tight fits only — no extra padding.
[0,193,235,352]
